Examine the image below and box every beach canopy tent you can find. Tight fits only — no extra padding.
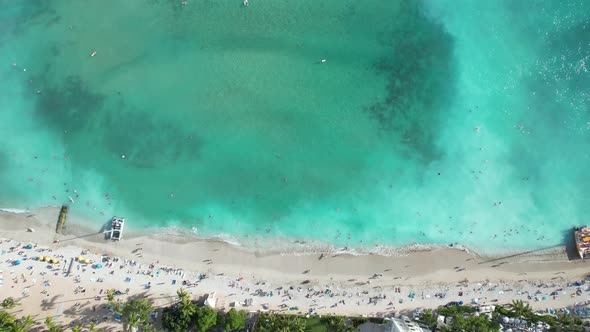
[13,260,21,266]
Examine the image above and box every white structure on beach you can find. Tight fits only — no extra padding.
[108,216,125,241]
[205,292,217,308]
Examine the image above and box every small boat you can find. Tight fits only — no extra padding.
[574,226,590,259]
[109,216,125,241]
[90,50,97,57]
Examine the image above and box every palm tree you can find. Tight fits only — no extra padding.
[17,315,35,331]
[106,289,123,314]
[178,289,196,317]
[418,309,438,330]
[88,322,98,332]
[556,312,574,327]
[71,326,83,332]
[0,297,20,310]
[507,299,533,318]
[121,298,154,332]
[45,317,65,332]
[106,289,115,303]
[142,323,159,332]
[256,313,277,332]
[286,315,306,332]
[323,315,355,332]
[176,288,189,302]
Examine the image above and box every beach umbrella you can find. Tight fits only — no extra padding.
[95,263,103,269]
[51,259,58,264]
[44,257,51,262]
[38,256,44,261]
[25,244,33,249]
[77,256,83,261]
[13,260,21,266]
[84,259,90,264]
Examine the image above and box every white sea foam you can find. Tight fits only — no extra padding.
[0,208,30,214]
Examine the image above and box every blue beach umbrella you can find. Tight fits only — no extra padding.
[13,260,21,265]
[95,263,103,269]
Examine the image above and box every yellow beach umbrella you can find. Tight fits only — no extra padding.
[84,259,90,264]
[38,256,44,261]
[77,256,83,262]
[44,257,51,262]
[51,259,58,264]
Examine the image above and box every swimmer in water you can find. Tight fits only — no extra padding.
[243,0,248,6]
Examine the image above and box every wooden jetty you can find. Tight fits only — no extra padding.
[56,205,68,234]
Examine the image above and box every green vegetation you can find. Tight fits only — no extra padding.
[319,316,356,332]
[159,288,249,332]
[304,316,327,332]
[45,317,65,332]
[349,316,384,328]
[194,306,218,332]
[105,288,154,332]
[437,304,476,317]
[2,294,587,332]
[506,300,533,319]
[223,308,247,332]
[417,309,437,331]
[162,289,198,332]
[121,299,154,332]
[254,312,306,332]
[0,298,19,310]
[440,314,500,332]
[0,311,34,332]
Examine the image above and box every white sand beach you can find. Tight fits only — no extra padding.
[1,207,590,330]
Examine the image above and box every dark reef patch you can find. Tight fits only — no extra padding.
[2,2,56,37]
[366,2,456,163]
[100,106,203,169]
[36,76,106,132]
[32,75,202,169]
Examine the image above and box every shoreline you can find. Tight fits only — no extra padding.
[0,206,567,259]
[2,206,590,330]
[0,206,586,285]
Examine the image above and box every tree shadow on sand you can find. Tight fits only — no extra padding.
[60,291,158,331]
[40,294,63,312]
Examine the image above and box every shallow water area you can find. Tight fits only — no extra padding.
[0,0,589,255]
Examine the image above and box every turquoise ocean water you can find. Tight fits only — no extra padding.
[0,1,589,253]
